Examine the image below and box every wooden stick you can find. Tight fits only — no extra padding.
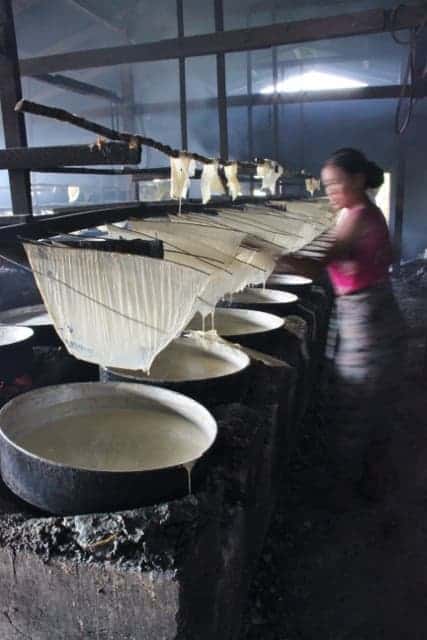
[15,98,265,169]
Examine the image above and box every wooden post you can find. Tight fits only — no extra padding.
[214,0,229,161]
[0,0,32,215]
[246,49,254,194]
[120,65,136,133]
[391,141,405,275]
[176,0,188,151]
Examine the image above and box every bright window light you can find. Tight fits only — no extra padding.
[373,172,391,226]
[261,70,368,94]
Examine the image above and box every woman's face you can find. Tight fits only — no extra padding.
[321,164,365,211]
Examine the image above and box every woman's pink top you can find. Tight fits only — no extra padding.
[327,203,392,296]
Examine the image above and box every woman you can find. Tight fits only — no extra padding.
[277,148,407,503]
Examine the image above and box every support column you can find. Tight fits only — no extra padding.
[246,50,254,194]
[0,0,32,215]
[391,141,405,274]
[214,0,229,161]
[120,65,136,133]
[176,0,188,150]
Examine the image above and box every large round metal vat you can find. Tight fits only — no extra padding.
[0,326,34,380]
[0,382,217,514]
[101,335,251,407]
[0,304,60,346]
[221,287,298,316]
[267,274,313,295]
[186,308,284,354]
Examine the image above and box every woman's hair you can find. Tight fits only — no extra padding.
[324,148,384,190]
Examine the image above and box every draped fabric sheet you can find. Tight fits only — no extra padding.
[272,199,335,226]
[200,162,226,204]
[305,177,321,197]
[128,218,245,263]
[115,220,274,312]
[24,243,209,372]
[107,224,233,316]
[255,160,284,193]
[185,211,302,253]
[170,154,195,200]
[142,217,276,290]
[224,163,241,201]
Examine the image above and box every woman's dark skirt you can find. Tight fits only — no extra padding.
[325,281,407,482]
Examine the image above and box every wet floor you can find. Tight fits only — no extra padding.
[242,266,427,640]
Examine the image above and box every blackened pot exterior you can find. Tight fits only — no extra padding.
[0,327,34,380]
[100,363,251,409]
[220,298,299,317]
[0,382,217,515]
[0,436,193,515]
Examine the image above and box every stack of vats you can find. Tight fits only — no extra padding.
[0,198,333,639]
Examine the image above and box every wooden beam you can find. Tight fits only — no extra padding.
[81,81,427,119]
[0,195,290,243]
[18,5,427,76]
[229,81,427,105]
[32,73,123,103]
[32,166,146,175]
[0,0,32,215]
[0,203,145,244]
[66,0,127,36]
[0,142,141,170]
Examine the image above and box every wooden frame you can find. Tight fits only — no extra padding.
[18,5,427,76]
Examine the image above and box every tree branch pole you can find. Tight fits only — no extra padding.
[15,98,264,171]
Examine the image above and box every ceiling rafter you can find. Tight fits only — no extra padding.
[65,0,133,40]
[17,4,427,76]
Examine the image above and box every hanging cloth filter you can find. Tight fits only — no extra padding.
[24,243,209,372]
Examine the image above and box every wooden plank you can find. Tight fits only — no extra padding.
[33,73,123,103]
[17,6,427,75]
[0,0,32,215]
[0,142,141,170]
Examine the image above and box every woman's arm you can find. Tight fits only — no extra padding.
[275,207,366,278]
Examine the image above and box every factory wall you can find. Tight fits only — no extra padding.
[227,98,427,260]
[0,0,425,259]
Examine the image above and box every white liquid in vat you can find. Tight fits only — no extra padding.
[111,338,248,383]
[187,309,283,336]
[0,326,33,346]
[16,408,209,472]
[268,274,312,287]
[0,305,51,326]
[231,288,298,305]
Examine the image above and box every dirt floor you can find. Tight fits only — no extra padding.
[241,264,427,640]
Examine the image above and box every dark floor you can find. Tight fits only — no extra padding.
[241,266,427,640]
